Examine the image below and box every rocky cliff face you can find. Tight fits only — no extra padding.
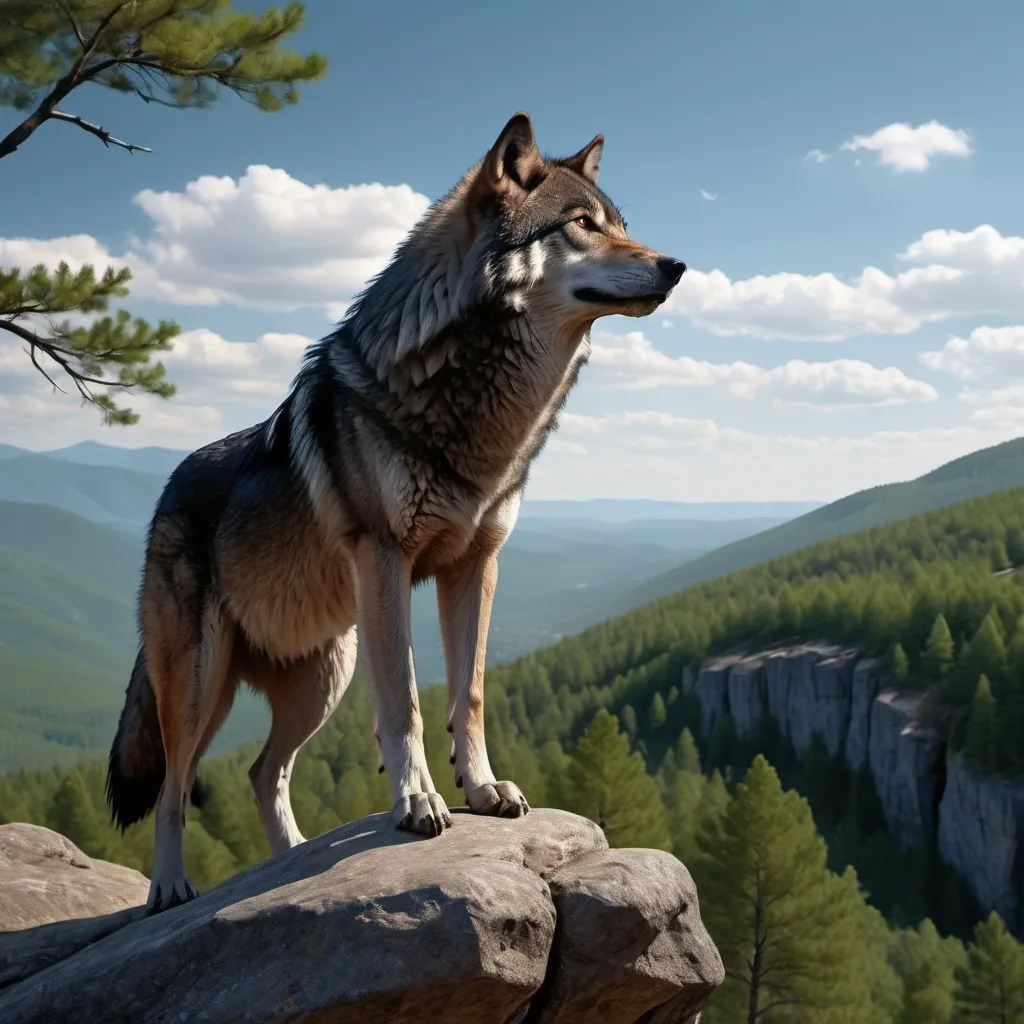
[939,754,1024,934]
[0,812,723,1024]
[693,644,1022,932]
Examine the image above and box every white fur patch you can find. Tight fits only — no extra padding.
[290,384,344,531]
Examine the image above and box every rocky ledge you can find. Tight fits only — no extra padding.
[0,810,723,1024]
[689,643,1024,933]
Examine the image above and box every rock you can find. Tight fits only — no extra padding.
[0,823,150,988]
[0,809,722,1024]
[938,754,1024,932]
[868,691,944,850]
[727,657,766,739]
[845,658,884,771]
[534,849,724,1023]
[762,645,857,759]
[695,660,733,736]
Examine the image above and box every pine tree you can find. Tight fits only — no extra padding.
[891,642,910,687]
[619,703,638,741]
[677,727,702,775]
[695,756,897,1024]
[958,611,1009,700]
[48,770,103,856]
[889,918,967,1024]
[954,912,1024,1022]
[648,691,667,728]
[561,708,670,850]
[0,0,326,418]
[964,675,1001,772]
[921,615,955,684]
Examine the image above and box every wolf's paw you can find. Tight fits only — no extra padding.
[393,792,453,837]
[465,780,530,818]
[146,875,199,915]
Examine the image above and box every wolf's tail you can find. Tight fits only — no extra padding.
[106,648,204,831]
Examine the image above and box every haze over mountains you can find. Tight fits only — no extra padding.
[3,436,1024,774]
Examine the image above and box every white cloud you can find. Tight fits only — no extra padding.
[839,121,973,172]
[920,325,1024,380]
[700,189,718,202]
[805,149,829,164]
[754,359,937,407]
[664,224,1024,342]
[0,166,431,316]
[527,407,1024,502]
[0,325,313,449]
[590,332,936,406]
[590,331,762,391]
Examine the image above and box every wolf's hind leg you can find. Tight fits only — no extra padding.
[149,595,236,913]
[354,537,452,836]
[248,627,357,855]
[437,543,529,818]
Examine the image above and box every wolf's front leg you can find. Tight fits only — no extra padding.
[436,545,529,818]
[354,536,452,835]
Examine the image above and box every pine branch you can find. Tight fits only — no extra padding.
[51,0,86,50]
[0,316,136,391]
[49,109,151,154]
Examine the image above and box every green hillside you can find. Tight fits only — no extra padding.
[613,434,1024,615]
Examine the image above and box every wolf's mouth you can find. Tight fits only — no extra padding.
[574,287,669,306]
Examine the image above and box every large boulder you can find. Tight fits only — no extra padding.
[0,823,150,987]
[0,809,723,1024]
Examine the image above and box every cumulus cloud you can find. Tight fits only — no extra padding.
[4,165,1022,358]
[664,224,1024,341]
[527,406,1024,501]
[0,166,430,316]
[804,149,829,164]
[590,332,936,406]
[839,121,973,172]
[700,189,718,201]
[0,326,313,450]
[920,325,1024,380]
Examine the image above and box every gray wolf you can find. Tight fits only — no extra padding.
[106,111,686,912]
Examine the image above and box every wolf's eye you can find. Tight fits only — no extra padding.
[573,215,598,232]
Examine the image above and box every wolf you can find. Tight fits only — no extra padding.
[106,111,686,911]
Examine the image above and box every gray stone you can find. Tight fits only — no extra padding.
[846,658,884,771]
[761,645,857,758]
[938,754,1024,933]
[695,661,733,737]
[0,808,723,1024]
[868,691,944,850]
[533,849,724,1023]
[0,823,150,987]
[727,658,766,739]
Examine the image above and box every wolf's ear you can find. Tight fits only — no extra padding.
[481,112,545,194]
[563,135,604,185]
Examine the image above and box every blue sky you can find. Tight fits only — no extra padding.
[2,0,1024,500]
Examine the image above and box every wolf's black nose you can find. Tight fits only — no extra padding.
[658,257,686,285]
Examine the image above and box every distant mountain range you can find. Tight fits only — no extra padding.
[0,442,825,531]
[609,434,1024,616]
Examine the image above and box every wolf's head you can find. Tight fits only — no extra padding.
[344,112,685,379]
[465,112,686,324]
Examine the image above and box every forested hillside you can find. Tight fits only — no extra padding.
[6,485,1024,1020]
